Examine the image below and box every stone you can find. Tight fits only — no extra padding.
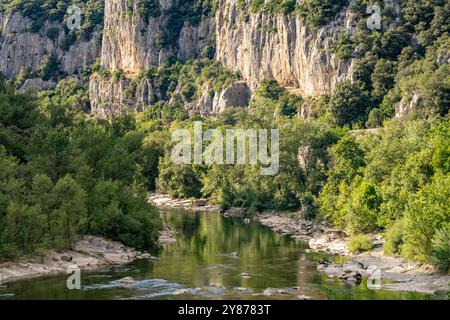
[117,276,136,285]
[0,12,100,79]
[395,91,424,118]
[60,256,73,263]
[173,289,191,295]
[263,288,276,296]
[339,270,363,285]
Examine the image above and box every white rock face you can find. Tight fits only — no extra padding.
[89,73,163,118]
[1,0,361,117]
[395,91,424,118]
[214,0,358,96]
[0,12,101,79]
[101,0,212,71]
[18,78,55,93]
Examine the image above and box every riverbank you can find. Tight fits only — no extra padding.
[0,236,151,284]
[148,194,449,296]
[148,194,220,212]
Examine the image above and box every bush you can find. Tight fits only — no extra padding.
[257,79,285,100]
[365,108,385,128]
[402,173,450,262]
[383,218,406,256]
[347,234,373,253]
[112,69,125,82]
[430,223,450,273]
[37,55,59,81]
[328,81,371,127]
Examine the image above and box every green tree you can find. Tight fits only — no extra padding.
[52,175,87,249]
[328,81,371,126]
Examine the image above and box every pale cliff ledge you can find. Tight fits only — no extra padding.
[89,70,251,118]
[89,72,159,118]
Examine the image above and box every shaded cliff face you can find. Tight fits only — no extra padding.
[214,0,357,96]
[0,12,101,83]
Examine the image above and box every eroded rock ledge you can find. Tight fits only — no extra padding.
[0,236,151,283]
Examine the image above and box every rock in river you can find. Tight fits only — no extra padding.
[117,276,136,285]
[339,270,363,285]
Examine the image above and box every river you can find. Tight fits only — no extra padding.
[0,209,438,300]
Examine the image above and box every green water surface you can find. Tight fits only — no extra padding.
[0,210,440,300]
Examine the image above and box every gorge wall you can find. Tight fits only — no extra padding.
[0,11,101,89]
[1,0,359,117]
[215,0,357,96]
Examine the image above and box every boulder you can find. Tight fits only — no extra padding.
[212,81,251,114]
[60,256,73,262]
[339,270,363,285]
[117,276,136,285]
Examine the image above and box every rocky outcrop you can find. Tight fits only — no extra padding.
[395,90,424,118]
[317,251,450,294]
[101,0,212,71]
[0,236,151,283]
[89,73,162,118]
[90,0,359,116]
[213,81,251,113]
[214,0,358,96]
[173,81,251,116]
[148,193,220,212]
[0,12,101,80]
[18,78,56,93]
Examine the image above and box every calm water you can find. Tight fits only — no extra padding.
[0,210,439,300]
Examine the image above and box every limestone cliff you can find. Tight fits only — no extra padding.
[0,12,101,87]
[214,0,358,96]
[89,73,162,118]
[100,0,212,71]
[2,0,361,116]
[89,0,358,116]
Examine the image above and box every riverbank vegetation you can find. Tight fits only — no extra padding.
[0,79,161,260]
[0,0,448,274]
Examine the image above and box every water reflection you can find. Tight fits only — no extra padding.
[0,210,439,300]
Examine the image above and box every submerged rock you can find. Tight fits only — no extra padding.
[172,289,191,295]
[339,270,363,285]
[117,276,136,285]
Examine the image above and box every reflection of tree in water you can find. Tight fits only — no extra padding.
[162,210,302,260]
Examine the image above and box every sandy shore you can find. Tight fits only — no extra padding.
[0,236,151,284]
[149,194,449,296]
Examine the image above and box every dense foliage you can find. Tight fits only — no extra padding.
[0,79,161,259]
[1,0,448,274]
